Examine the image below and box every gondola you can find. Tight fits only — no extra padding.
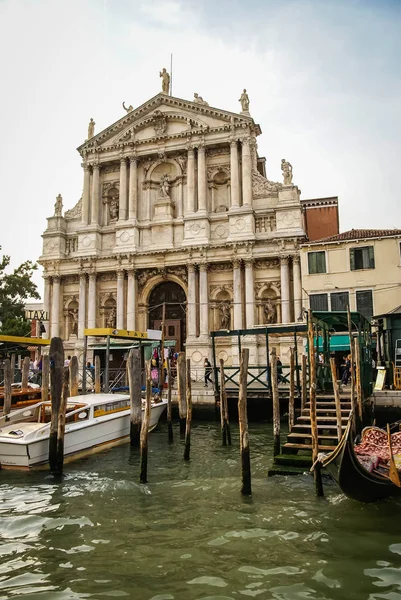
[319,418,401,503]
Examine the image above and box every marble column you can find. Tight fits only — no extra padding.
[293,255,302,321]
[241,138,252,207]
[127,269,137,331]
[186,148,195,214]
[117,270,125,329]
[197,146,207,212]
[280,256,290,323]
[187,264,196,338]
[43,275,51,338]
[128,156,138,220]
[233,259,243,329]
[50,275,60,338]
[78,273,87,339]
[244,260,255,328]
[199,263,209,336]
[230,140,240,208]
[119,157,128,221]
[82,163,90,225]
[88,272,97,328]
[91,164,100,225]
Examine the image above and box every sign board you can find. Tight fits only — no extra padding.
[25,310,49,321]
[374,367,386,391]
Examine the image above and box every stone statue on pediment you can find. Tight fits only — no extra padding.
[54,194,63,217]
[88,118,95,139]
[239,89,250,112]
[160,68,170,94]
[122,101,133,113]
[194,93,208,106]
[281,158,293,185]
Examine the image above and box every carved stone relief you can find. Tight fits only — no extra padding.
[99,273,117,282]
[252,170,282,199]
[209,263,232,272]
[63,275,79,285]
[64,198,82,220]
[254,258,280,269]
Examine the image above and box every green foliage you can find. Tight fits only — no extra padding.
[0,248,40,337]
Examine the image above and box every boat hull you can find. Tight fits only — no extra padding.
[0,401,166,469]
[322,420,401,502]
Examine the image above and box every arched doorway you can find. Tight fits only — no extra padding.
[148,281,187,350]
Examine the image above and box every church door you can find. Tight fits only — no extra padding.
[148,281,186,351]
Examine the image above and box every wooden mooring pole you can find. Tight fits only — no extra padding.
[94,355,101,393]
[347,306,357,432]
[21,356,30,391]
[167,358,173,443]
[238,348,251,495]
[271,347,280,457]
[354,336,363,428]
[219,359,231,445]
[177,352,187,437]
[3,359,12,417]
[159,302,166,393]
[128,349,142,447]
[10,354,15,384]
[49,337,64,474]
[69,356,78,397]
[42,355,50,402]
[53,366,69,476]
[140,361,152,483]
[308,310,324,496]
[288,347,295,431]
[184,359,192,461]
[330,357,343,443]
[301,354,307,412]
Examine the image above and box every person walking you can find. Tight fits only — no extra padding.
[204,357,212,387]
[341,354,351,385]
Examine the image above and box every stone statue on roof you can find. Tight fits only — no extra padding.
[88,118,95,139]
[239,89,250,112]
[122,101,133,113]
[281,159,293,185]
[193,92,208,106]
[54,194,63,217]
[160,68,170,94]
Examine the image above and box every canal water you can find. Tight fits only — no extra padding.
[1,421,401,599]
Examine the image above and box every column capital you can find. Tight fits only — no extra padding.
[120,155,127,165]
[232,258,242,269]
[129,154,138,164]
[187,263,195,273]
[117,269,125,279]
[292,254,300,265]
[199,262,209,272]
[197,143,205,154]
[244,258,254,268]
[82,162,90,171]
[92,162,100,171]
[241,136,251,147]
[280,255,290,266]
[230,139,239,148]
[88,271,97,281]
[52,274,60,284]
[79,271,87,281]
[187,146,194,157]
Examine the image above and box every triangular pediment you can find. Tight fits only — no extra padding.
[78,93,255,154]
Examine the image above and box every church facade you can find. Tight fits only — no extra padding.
[39,76,306,367]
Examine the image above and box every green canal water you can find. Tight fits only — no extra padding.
[1,421,401,600]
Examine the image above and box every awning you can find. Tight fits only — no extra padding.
[308,335,375,352]
[90,340,176,351]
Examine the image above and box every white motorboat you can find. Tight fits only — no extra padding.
[0,393,167,469]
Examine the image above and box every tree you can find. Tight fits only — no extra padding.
[0,248,40,337]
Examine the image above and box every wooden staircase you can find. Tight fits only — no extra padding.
[268,395,352,475]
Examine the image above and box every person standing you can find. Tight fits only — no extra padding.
[204,357,212,387]
[277,356,283,384]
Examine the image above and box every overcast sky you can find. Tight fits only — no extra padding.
[1,0,400,298]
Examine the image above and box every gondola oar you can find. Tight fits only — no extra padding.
[387,423,401,488]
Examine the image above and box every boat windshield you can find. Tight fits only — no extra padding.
[94,398,130,417]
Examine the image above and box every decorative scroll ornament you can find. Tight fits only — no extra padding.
[64,197,82,220]
[252,170,282,199]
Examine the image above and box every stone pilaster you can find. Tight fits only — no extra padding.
[78,273,87,339]
[199,263,209,337]
[187,264,196,338]
[197,145,207,213]
[230,140,240,208]
[241,138,252,207]
[43,275,51,338]
[233,259,243,329]
[50,275,60,338]
[128,156,138,221]
[91,163,100,225]
[186,147,195,214]
[117,270,125,329]
[119,157,128,221]
[88,272,97,328]
[127,269,137,331]
[82,163,90,225]
[293,255,302,321]
[280,256,290,323]
[244,259,255,328]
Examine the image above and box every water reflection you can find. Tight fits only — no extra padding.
[0,422,401,599]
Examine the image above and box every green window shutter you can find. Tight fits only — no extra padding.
[368,246,375,269]
[318,252,326,273]
[350,248,355,271]
[308,253,316,274]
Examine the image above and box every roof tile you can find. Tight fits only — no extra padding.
[306,228,401,244]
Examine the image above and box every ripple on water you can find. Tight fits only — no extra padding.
[188,576,228,587]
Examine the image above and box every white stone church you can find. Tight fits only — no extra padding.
[39,73,308,367]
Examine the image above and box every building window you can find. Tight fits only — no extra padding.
[356,290,373,319]
[350,246,375,270]
[308,251,326,274]
[310,293,328,311]
[330,291,349,311]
